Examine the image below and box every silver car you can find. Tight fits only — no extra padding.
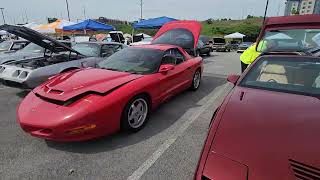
[0,25,104,89]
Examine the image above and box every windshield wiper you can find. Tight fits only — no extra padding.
[123,70,143,74]
[101,67,121,72]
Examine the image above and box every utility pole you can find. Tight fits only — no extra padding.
[140,0,143,20]
[25,9,29,23]
[0,8,6,24]
[65,0,71,21]
[263,0,269,24]
[83,6,86,20]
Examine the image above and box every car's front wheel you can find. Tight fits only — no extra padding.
[121,95,150,132]
[190,69,201,91]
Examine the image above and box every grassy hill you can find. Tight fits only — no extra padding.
[114,17,263,41]
[202,18,263,40]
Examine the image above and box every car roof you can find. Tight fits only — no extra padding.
[265,15,320,27]
[1,40,29,43]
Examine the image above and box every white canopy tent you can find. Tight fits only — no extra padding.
[224,32,246,39]
[266,33,293,40]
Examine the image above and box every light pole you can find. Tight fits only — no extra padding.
[0,8,6,24]
[83,6,86,20]
[65,0,71,21]
[140,0,143,20]
[263,0,270,24]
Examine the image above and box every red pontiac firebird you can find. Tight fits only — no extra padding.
[17,21,203,141]
[195,15,320,180]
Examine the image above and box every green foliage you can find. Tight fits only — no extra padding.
[201,17,263,40]
[90,17,262,41]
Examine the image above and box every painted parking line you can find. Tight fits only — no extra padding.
[127,83,229,180]
[0,87,9,90]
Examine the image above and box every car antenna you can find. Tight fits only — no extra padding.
[263,0,269,25]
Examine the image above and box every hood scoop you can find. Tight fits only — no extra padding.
[43,85,64,95]
[289,159,320,180]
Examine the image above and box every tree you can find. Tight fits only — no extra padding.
[291,8,300,15]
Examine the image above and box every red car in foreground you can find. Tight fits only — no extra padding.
[196,15,320,180]
[196,55,320,180]
[17,21,203,141]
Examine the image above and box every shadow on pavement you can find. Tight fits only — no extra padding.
[45,76,226,154]
[16,90,31,98]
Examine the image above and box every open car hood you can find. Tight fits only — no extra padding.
[152,20,201,50]
[33,68,142,103]
[0,25,81,54]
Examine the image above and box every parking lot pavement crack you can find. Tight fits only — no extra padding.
[127,83,229,180]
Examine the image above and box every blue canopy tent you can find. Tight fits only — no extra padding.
[63,19,115,32]
[133,16,177,29]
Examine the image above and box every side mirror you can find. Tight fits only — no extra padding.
[159,64,175,74]
[227,74,240,85]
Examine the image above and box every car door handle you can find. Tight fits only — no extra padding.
[186,67,192,70]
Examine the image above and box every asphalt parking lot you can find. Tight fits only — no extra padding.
[0,52,241,180]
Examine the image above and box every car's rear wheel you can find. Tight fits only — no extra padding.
[190,69,201,91]
[121,95,150,132]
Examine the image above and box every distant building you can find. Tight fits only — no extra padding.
[284,0,320,15]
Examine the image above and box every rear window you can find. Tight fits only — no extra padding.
[152,28,194,49]
[213,38,226,44]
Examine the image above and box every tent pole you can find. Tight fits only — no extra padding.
[132,28,135,43]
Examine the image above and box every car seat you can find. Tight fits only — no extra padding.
[258,64,288,84]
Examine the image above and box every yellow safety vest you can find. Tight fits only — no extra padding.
[240,43,261,65]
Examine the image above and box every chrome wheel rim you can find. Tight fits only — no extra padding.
[128,98,148,129]
[193,71,201,89]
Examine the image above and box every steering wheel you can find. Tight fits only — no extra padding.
[267,79,278,83]
[175,38,187,45]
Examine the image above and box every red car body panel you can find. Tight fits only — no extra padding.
[17,21,203,141]
[195,55,320,179]
[152,20,202,49]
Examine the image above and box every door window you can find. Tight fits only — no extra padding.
[163,49,185,65]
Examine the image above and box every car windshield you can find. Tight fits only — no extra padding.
[241,42,253,46]
[257,29,320,53]
[0,41,11,51]
[213,38,226,44]
[19,43,44,53]
[240,56,320,96]
[73,43,100,57]
[98,48,163,74]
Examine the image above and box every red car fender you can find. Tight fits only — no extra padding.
[195,89,235,180]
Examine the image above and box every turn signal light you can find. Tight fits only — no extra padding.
[67,124,96,135]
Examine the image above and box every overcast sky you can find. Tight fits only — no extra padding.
[0,0,285,24]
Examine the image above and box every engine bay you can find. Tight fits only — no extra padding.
[8,54,82,70]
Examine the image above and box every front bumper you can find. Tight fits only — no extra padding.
[17,92,120,142]
[1,79,31,89]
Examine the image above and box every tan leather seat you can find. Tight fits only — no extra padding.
[258,64,288,84]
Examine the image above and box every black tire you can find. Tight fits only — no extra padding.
[190,69,201,91]
[121,94,150,132]
[196,50,201,57]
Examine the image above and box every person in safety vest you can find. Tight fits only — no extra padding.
[240,40,272,73]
